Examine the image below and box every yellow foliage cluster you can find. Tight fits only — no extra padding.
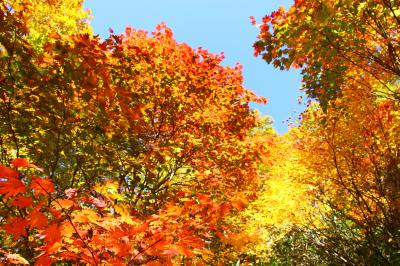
[231,134,324,260]
[6,0,92,50]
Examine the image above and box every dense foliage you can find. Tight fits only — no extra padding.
[1,0,400,265]
[246,0,400,265]
[0,0,267,264]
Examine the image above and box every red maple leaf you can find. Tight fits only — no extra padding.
[11,158,43,171]
[0,176,26,198]
[11,195,33,208]
[31,176,55,195]
[42,223,62,243]
[28,208,49,229]
[11,158,30,168]
[4,217,29,240]
[0,164,19,178]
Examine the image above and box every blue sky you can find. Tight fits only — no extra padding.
[84,0,304,133]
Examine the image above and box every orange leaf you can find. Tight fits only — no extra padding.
[48,31,61,39]
[31,176,55,195]
[0,176,26,198]
[54,199,74,209]
[161,247,179,256]
[4,217,29,240]
[144,261,164,266]
[42,241,62,254]
[231,198,246,211]
[0,164,19,178]
[86,71,98,86]
[177,245,195,258]
[178,233,204,249]
[11,158,42,171]
[34,254,54,266]
[11,195,33,208]
[27,208,49,229]
[42,223,62,243]
[11,158,30,168]
[196,193,211,204]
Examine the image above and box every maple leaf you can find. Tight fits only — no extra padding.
[145,261,164,266]
[11,195,33,208]
[196,193,211,204]
[177,245,195,258]
[86,71,98,86]
[34,254,54,266]
[10,158,43,171]
[0,176,26,198]
[60,222,76,241]
[178,231,204,249]
[42,241,62,254]
[0,164,19,178]
[249,16,257,26]
[38,225,63,254]
[231,198,246,211]
[28,208,49,229]
[42,223,62,243]
[10,158,42,170]
[108,240,131,257]
[72,209,99,223]
[48,31,61,39]
[31,176,55,195]
[53,199,74,209]
[57,251,80,260]
[160,247,179,256]
[11,158,30,168]
[4,217,29,240]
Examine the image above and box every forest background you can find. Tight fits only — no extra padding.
[0,0,400,265]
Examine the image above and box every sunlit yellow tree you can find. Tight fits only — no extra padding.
[229,131,326,264]
[252,0,400,264]
[5,0,92,50]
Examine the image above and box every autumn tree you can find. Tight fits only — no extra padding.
[0,1,268,264]
[5,0,92,50]
[253,0,400,108]
[251,0,400,264]
[227,131,326,265]
[292,91,400,265]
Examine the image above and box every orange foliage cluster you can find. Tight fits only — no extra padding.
[0,160,233,265]
[0,0,267,265]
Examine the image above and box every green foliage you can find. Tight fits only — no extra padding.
[254,0,400,108]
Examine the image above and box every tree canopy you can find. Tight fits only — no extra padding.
[246,0,400,264]
[1,0,400,265]
[0,1,267,264]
